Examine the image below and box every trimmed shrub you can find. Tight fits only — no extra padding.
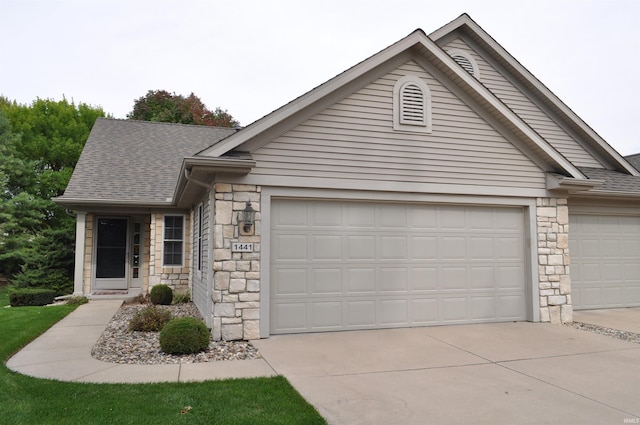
[129,305,172,332]
[172,291,191,304]
[150,284,173,305]
[159,317,210,355]
[9,288,57,306]
[66,296,89,306]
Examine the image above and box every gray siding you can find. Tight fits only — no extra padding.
[192,195,211,326]
[444,38,602,169]
[251,60,545,189]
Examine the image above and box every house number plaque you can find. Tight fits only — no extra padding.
[232,242,253,252]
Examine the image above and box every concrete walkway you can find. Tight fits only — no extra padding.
[6,300,276,383]
[254,323,640,425]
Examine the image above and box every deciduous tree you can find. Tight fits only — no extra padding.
[127,90,239,127]
[0,97,107,291]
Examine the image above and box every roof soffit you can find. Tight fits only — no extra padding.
[430,14,639,176]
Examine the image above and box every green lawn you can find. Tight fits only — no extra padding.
[0,286,326,424]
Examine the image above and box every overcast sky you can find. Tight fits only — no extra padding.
[1,0,638,155]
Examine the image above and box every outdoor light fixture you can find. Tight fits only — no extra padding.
[242,202,255,233]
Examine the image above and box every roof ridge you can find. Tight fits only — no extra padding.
[98,116,239,131]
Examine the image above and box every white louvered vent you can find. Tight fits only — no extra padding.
[400,83,425,125]
[451,54,476,76]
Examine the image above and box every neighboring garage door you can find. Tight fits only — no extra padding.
[569,214,640,309]
[270,199,527,334]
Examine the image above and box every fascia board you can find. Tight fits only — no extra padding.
[199,31,429,158]
[431,15,639,177]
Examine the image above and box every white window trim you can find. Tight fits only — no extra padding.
[392,75,432,133]
[162,214,185,267]
[446,49,481,79]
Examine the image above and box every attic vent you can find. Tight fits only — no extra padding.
[392,75,432,133]
[400,83,425,125]
[446,49,480,78]
[452,54,475,75]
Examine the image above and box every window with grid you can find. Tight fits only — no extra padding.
[163,215,184,266]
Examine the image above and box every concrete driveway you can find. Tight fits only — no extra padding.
[253,322,640,425]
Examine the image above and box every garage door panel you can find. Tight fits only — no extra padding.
[470,266,494,290]
[498,237,523,259]
[274,234,307,259]
[410,268,438,291]
[470,237,494,259]
[441,237,467,259]
[346,204,375,227]
[380,268,408,292]
[498,294,526,319]
[440,266,468,291]
[570,214,640,310]
[347,301,376,326]
[440,208,466,230]
[497,266,524,290]
[347,269,376,293]
[408,208,437,229]
[441,297,468,322]
[273,269,307,295]
[411,236,437,259]
[411,298,439,323]
[273,303,307,331]
[347,235,375,259]
[312,302,342,328]
[380,236,407,259]
[312,269,341,294]
[271,200,527,334]
[380,299,409,324]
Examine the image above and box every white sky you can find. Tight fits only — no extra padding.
[1,0,639,155]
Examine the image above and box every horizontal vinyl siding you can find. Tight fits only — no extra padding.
[444,38,602,169]
[192,198,211,326]
[251,60,545,190]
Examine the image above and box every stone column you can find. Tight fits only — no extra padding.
[73,211,86,296]
[536,197,572,324]
[211,183,261,341]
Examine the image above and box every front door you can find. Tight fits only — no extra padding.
[94,218,129,290]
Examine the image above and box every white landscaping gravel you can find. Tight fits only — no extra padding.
[569,321,640,344]
[91,302,260,364]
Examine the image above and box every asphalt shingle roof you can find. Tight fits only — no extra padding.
[579,167,640,194]
[58,118,236,204]
[625,154,640,172]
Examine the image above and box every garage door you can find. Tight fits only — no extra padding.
[569,214,640,309]
[270,199,527,334]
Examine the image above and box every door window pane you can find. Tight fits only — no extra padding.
[96,219,127,278]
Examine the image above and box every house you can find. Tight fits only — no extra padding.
[55,14,640,341]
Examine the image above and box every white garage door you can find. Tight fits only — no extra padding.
[270,199,527,334]
[569,214,640,309]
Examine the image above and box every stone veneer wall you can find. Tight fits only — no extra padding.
[211,183,261,341]
[83,213,94,295]
[536,197,572,324]
[149,213,191,293]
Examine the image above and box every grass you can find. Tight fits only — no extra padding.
[0,286,326,424]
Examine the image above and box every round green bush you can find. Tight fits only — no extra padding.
[150,284,173,305]
[129,305,172,332]
[159,317,210,355]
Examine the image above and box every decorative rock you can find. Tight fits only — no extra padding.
[91,302,260,364]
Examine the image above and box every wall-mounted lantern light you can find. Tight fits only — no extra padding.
[242,202,255,233]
